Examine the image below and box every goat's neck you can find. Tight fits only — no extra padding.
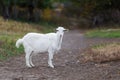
[56,32,64,50]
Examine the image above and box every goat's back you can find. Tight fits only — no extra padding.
[22,33,57,53]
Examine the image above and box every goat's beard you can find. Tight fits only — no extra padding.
[57,34,63,50]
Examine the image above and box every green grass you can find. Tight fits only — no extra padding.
[92,43,120,49]
[0,17,56,61]
[85,29,120,38]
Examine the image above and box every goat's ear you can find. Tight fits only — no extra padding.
[64,29,69,32]
[54,29,57,32]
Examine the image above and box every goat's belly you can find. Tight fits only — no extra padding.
[23,35,53,53]
[34,47,49,53]
[31,41,51,52]
[33,50,48,54]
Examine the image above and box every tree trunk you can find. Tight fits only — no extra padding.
[12,5,18,19]
[2,6,9,20]
[28,0,35,21]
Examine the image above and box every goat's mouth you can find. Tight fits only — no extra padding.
[58,35,62,41]
[60,34,62,38]
[58,34,62,45]
[57,34,62,49]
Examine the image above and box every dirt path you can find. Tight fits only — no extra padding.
[0,30,120,80]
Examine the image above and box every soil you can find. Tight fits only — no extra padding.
[0,30,120,80]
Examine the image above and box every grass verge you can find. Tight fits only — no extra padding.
[0,17,56,61]
[85,29,120,38]
[83,43,120,63]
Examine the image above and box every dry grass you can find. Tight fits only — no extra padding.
[0,17,41,34]
[83,43,120,63]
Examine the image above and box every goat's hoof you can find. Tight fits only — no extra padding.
[28,66,32,68]
[31,64,35,67]
[26,65,32,68]
[51,66,54,68]
[32,65,35,68]
[49,65,54,68]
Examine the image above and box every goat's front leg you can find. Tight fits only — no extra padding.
[29,51,35,67]
[48,49,54,68]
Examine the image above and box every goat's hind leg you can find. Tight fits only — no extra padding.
[25,49,33,68]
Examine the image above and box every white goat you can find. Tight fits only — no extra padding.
[16,27,66,68]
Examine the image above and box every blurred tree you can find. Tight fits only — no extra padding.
[1,0,11,20]
[0,0,119,25]
[27,0,35,21]
[63,0,120,27]
[36,0,52,9]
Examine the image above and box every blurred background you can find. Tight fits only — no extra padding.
[0,1,120,80]
[0,0,120,29]
[0,0,120,60]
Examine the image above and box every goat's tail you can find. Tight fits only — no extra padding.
[16,39,23,48]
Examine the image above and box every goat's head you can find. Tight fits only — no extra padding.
[56,26,67,33]
[56,26,68,36]
[56,27,66,31]
[56,27,67,50]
